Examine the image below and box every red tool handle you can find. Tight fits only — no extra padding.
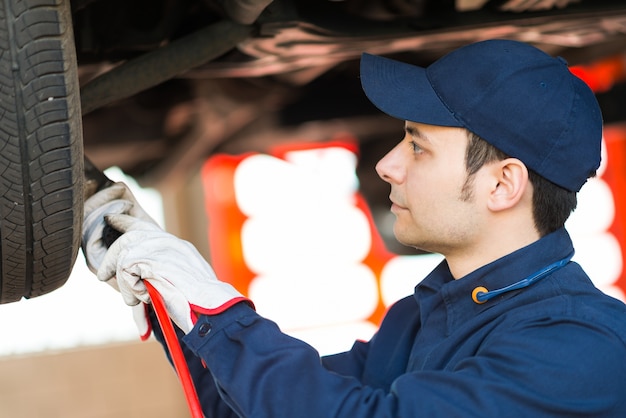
[145,281,204,418]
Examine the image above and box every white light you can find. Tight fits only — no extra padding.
[236,147,379,354]
[567,177,614,235]
[241,206,371,273]
[249,264,380,330]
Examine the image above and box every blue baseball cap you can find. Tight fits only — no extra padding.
[360,39,602,192]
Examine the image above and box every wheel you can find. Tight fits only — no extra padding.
[0,0,83,303]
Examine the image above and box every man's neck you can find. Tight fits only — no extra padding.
[446,222,541,279]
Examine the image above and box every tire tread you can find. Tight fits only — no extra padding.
[0,0,83,303]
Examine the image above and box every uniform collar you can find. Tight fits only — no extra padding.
[413,227,575,333]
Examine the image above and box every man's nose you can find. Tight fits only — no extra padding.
[376,145,402,184]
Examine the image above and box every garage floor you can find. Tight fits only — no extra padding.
[0,340,188,418]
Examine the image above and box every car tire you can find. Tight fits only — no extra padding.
[0,0,83,303]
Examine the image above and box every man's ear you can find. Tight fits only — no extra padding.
[487,158,530,212]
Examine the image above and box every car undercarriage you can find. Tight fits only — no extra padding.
[1,0,626,302]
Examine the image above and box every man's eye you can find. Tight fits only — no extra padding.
[409,141,422,153]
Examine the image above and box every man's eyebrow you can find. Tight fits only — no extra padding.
[404,124,430,143]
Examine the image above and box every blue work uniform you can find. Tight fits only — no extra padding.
[152,227,626,417]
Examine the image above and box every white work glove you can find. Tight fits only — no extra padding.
[98,213,251,334]
[82,182,158,276]
[82,182,158,340]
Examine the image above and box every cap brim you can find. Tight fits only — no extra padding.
[360,53,461,127]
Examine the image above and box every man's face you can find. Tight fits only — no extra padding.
[376,121,485,256]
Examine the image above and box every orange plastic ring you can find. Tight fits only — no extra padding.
[472,286,489,304]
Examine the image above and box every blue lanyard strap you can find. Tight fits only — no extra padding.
[472,255,573,304]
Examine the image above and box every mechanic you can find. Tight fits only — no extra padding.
[82,39,626,417]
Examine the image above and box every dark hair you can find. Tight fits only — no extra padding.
[464,131,578,236]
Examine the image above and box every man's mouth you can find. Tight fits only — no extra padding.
[389,197,407,212]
